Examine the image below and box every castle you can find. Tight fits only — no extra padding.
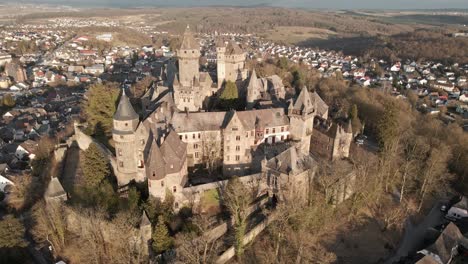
[112,26,353,207]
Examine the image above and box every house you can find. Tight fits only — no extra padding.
[447,196,468,220]
[459,94,468,103]
[0,174,13,192]
[416,223,468,264]
[15,140,38,160]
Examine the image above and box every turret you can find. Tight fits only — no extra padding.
[113,89,140,179]
[246,68,259,108]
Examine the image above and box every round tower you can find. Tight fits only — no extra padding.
[113,89,140,182]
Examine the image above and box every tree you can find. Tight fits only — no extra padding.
[84,82,120,137]
[277,57,289,70]
[0,215,27,248]
[223,177,251,258]
[377,101,399,151]
[418,144,452,211]
[219,81,239,110]
[174,214,220,264]
[81,143,109,188]
[152,215,173,255]
[2,93,16,108]
[30,202,67,253]
[201,132,222,175]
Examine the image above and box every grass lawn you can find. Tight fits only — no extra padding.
[200,189,221,215]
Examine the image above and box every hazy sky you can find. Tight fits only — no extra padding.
[10,0,468,9]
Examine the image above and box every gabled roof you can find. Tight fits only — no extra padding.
[425,222,463,264]
[114,89,139,121]
[44,177,66,199]
[140,210,151,227]
[146,140,166,180]
[160,130,187,174]
[180,25,198,50]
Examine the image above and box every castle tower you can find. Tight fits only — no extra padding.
[288,86,316,154]
[223,41,246,84]
[112,89,140,184]
[216,39,226,88]
[177,25,200,87]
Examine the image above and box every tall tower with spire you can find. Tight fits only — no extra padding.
[177,25,200,87]
[288,86,316,154]
[112,89,141,184]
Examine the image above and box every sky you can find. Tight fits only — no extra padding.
[8,0,468,9]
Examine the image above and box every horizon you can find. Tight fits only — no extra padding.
[5,0,468,10]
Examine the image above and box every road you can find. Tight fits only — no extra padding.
[386,201,445,263]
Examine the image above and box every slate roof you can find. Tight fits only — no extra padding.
[146,130,187,179]
[180,25,198,50]
[425,222,464,264]
[454,196,468,210]
[292,86,315,114]
[266,146,314,175]
[114,90,139,121]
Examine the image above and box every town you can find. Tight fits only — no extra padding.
[0,3,467,264]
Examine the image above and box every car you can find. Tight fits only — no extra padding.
[441,205,448,212]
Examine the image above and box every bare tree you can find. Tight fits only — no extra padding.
[174,214,221,264]
[201,131,222,175]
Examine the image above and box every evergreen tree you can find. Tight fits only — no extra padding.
[0,215,27,248]
[220,81,239,100]
[2,94,16,108]
[219,81,239,110]
[81,143,109,188]
[84,83,120,137]
[152,215,173,255]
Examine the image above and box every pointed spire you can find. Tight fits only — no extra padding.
[180,24,198,50]
[114,89,139,121]
[248,68,258,88]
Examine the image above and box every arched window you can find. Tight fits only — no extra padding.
[173,186,177,193]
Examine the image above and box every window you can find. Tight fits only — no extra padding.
[245,132,249,138]
[185,135,188,140]
[173,186,177,193]
[273,128,276,133]
[119,161,123,167]
[281,135,284,141]
[236,146,240,151]
[281,127,284,132]
[198,133,201,139]
[125,123,128,127]
[236,136,241,141]
[194,144,198,149]
[226,155,230,161]
[120,135,124,139]
[195,152,199,158]
[118,149,122,156]
[161,181,164,187]
[235,155,240,161]
[266,129,269,134]
[193,134,195,139]
[226,146,230,151]
[152,172,155,177]
[179,135,183,140]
